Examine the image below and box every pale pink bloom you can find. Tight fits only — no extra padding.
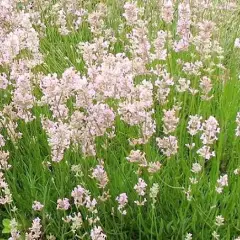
[162,0,174,24]
[86,195,97,212]
[116,193,128,215]
[118,101,148,126]
[200,76,213,100]
[0,150,11,170]
[57,198,70,210]
[177,3,191,39]
[155,72,174,105]
[217,175,228,187]
[187,115,202,136]
[66,212,83,233]
[123,2,139,25]
[0,134,5,148]
[162,109,179,134]
[134,178,147,196]
[12,73,35,122]
[148,162,162,173]
[216,174,228,194]
[191,163,202,173]
[182,61,203,76]
[129,23,151,63]
[91,164,109,189]
[200,116,220,145]
[156,136,178,157]
[176,78,190,92]
[87,3,107,34]
[193,20,216,57]
[71,185,88,207]
[141,112,156,143]
[198,20,216,41]
[197,145,215,160]
[56,9,70,35]
[26,218,42,240]
[235,38,240,48]
[9,218,20,240]
[0,171,12,205]
[174,2,191,52]
[87,103,115,137]
[32,201,44,211]
[126,150,147,167]
[40,69,85,119]
[153,30,167,60]
[173,38,190,52]
[42,119,71,162]
[0,73,9,89]
[90,226,107,240]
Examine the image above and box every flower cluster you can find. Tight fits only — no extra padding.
[197,116,220,160]
[116,193,128,215]
[216,174,228,194]
[26,218,42,240]
[156,135,178,158]
[134,178,147,206]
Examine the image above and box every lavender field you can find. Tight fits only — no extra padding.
[0,0,240,239]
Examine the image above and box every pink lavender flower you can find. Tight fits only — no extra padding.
[0,150,11,170]
[161,0,174,24]
[235,38,240,48]
[200,76,213,100]
[176,78,190,93]
[57,198,70,210]
[0,73,9,89]
[71,185,88,207]
[156,136,178,157]
[91,163,109,189]
[200,116,220,145]
[0,171,12,205]
[116,193,128,215]
[65,212,83,233]
[191,163,202,173]
[90,226,107,240]
[32,201,44,211]
[153,30,167,60]
[126,150,147,167]
[9,218,20,240]
[148,162,162,174]
[123,2,139,25]
[216,174,228,193]
[187,115,202,136]
[162,109,179,134]
[134,178,147,196]
[41,119,71,162]
[26,218,42,240]
[197,145,215,160]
